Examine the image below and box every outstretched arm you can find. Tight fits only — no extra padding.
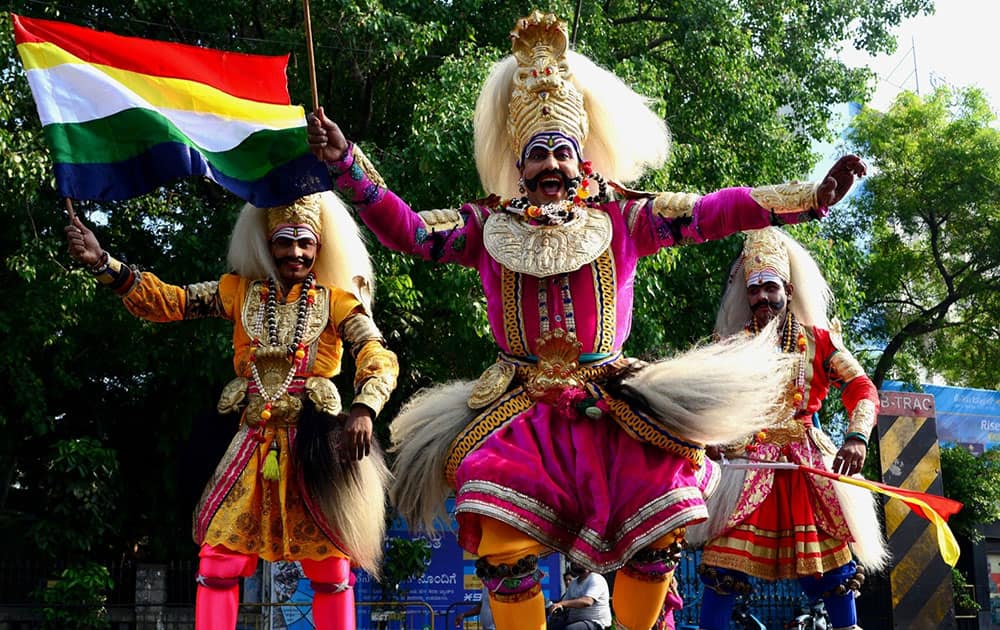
[627,154,867,257]
[307,108,484,267]
[65,215,229,321]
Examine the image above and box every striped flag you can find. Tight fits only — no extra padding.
[12,13,329,206]
[800,464,963,567]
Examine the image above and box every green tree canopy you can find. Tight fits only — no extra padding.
[843,87,1000,388]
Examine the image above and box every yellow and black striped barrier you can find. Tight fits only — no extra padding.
[877,390,956,629]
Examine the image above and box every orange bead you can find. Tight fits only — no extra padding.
[260,409,272,421]
[793,392,804,403]
[756,431,767,441]
[295,349,306,360]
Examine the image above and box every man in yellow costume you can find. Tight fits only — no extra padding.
[309,10,865,630]
[64,191,398,630]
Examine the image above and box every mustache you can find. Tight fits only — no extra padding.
[278,255,313,268]
[753,299,785,312]
[523,169,575,192]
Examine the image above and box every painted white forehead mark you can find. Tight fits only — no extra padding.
[270,225,319,243]
[746,270,785,288]
[519,131,583,165]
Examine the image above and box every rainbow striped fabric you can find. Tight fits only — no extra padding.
[12,13,329,206]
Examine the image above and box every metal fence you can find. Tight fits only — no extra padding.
[0,554,976,629]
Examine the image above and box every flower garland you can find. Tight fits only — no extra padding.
[504,164,609,224]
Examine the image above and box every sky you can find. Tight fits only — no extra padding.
[812,0,1000,176]
[837,0,1000,111]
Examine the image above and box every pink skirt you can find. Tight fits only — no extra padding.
[454,398,718,572]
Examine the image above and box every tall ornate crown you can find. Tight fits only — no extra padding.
[265,193,323,241]
[507,11,588,157]
[742,228,790,285]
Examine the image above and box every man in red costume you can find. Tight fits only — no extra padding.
[690,227,887,630]
[65,191,398,630]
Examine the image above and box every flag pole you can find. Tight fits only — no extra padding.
[64,197,76,221]
[302,0,320,111]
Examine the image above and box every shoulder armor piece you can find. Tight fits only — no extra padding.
[652,191,702,219]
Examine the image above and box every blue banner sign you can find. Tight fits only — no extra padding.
[882,381,1000,454]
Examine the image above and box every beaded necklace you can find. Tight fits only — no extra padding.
[537,274,576,336]
[249,273,317,422]
[749,310,807,409]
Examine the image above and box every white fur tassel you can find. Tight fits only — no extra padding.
[388,381,478,533]
[619,325,795,446]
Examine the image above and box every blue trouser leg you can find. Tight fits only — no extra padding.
[698,567,748,630]
[799,561,859,628]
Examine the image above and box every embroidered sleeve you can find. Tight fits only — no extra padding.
[121,271,188,322]
[821,323,879,440]
[326,143,484,267]
[335,307,398,417]
[626,186,829,257]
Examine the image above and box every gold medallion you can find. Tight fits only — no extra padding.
[468,361,516,409]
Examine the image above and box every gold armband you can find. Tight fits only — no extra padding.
[652,191,702,219]
[340,312,387,358]
[184,281,223,320]
[847,399,877,441]
[419,208,465,233]
[749,181,819,214]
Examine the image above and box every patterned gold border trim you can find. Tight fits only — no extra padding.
[593,385,705,467]
[500,266,528,356]
[591,250,617,354]
[444,389,533,486]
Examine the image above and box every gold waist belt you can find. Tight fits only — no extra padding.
[468,349,627,410]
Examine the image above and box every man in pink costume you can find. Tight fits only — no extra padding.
[688,227,886,630]
[309,11,865,629]
[65,192,398,630]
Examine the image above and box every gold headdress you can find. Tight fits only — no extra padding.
[715,228,832,336]
[474,11,670,198]
[265,193,324,242]
[507,11,587,158]
[741,227,791,286]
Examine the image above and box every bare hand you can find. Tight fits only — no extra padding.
[64,215,104,266]
[816,154,867,207]
[341,404,373,462]
[832,438,867,476]
[307,107,350,163]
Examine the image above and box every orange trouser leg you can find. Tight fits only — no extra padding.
[195,544,258,630]
[613,529,685,630]
[301,555,354,630]
[475,517,548,630]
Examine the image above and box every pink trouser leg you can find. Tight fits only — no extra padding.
[300,556,355,630]
[195,544,258,630]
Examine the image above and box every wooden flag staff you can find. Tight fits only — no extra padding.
[302,0,320,112]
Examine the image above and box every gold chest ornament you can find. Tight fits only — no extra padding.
[482,208,612,277]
